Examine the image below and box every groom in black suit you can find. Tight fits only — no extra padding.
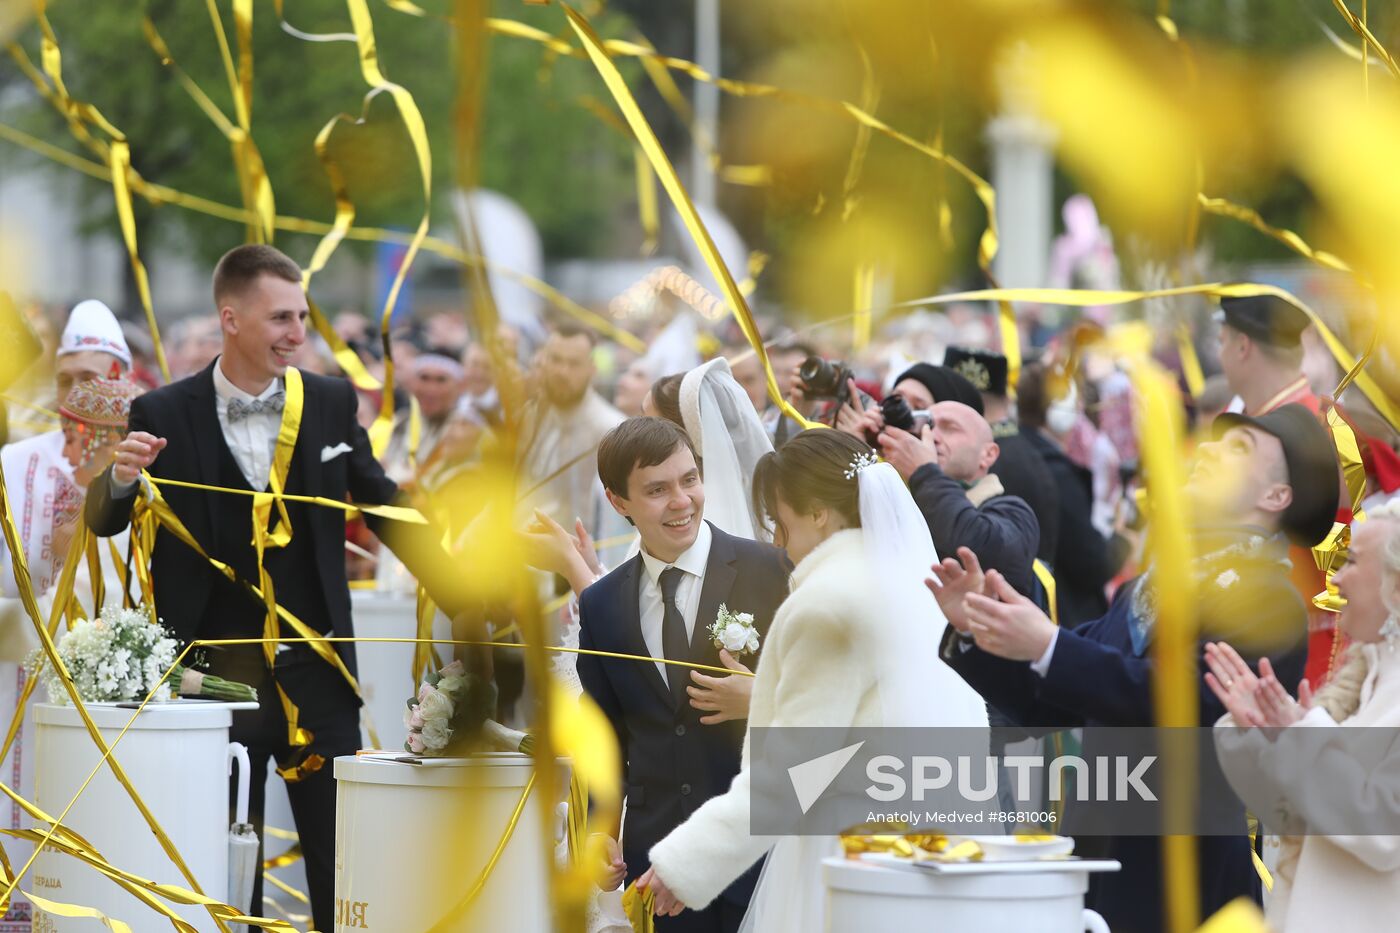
[577,417,789,933]
[86,244,467,931]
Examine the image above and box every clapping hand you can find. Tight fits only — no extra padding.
[1205,643,1310,736]
[926,546,987,634]
[636,865,685,917]
[1255,657,1313,732]
[687,649,754,724]
[962,570,1057,662]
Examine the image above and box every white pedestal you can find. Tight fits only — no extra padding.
[823,856,1118,933]
[30,701,253,932]
[334,754,556,932]
[350,591,452,751]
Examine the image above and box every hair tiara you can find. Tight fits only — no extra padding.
[844,451,879,481]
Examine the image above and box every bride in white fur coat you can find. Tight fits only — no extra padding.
[637,429,989,931]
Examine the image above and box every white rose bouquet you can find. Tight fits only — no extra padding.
[708,604,760,658]
[403,660,530,757]
[29,605,257,704]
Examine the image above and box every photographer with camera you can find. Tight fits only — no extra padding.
[877,401,1041,599]
[807,359,986,450]
[944,346,1061,564]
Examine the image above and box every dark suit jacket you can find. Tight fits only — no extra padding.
[989,425,1060,563]
[940,539,1308,933]
[908,462,1040,599]
[1024,430,1129,625]
[576,523,790,908]
[85,361,467,683]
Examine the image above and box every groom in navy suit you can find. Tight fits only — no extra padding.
[577,416,789,933]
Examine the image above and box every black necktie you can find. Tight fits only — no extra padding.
[659,567,689,702]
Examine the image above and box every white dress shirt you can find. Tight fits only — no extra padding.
[212,357,283,491]
[637,521,712,684]
[1030,628,1059,676]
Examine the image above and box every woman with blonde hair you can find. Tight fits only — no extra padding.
[1208,499,1400,933]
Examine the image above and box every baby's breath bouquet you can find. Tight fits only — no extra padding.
[29,605,256,704]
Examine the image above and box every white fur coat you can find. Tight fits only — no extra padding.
[1215,641,1400,933]
[648,528,989,909]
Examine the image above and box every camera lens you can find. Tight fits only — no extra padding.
[880,394,914,433]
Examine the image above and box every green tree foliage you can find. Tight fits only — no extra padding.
[3,0,639,265]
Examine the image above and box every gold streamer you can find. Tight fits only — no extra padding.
[622,883,654,933]
[1177,324,1206,400]
[561,4,817,430]
[1033,559,1059,628]
[1330,0,1400,79]
[0,468,226,928]
[852,262,875,352]
[425,774,536,929]
[1197,195,1358,280]
[896,283,1400,431]
[24,889,134,933]
[109,140,171,383]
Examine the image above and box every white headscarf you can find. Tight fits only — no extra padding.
[679,358,774,542]
[58,300,132,368]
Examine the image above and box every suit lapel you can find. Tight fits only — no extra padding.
[183,363,221,539]
[691,524,737,658]
[616,556,674,709]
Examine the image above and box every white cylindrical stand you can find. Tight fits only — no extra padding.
[30,701,254,932]
[824,856,1118,933]
[335,753,556,932]
[350,591,452,751]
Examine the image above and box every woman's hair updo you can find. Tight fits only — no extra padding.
[752,428,871,540]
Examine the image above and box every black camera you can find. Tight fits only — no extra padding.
[880,393,934,436]
[798,355,855,401]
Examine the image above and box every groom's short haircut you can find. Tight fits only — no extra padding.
[598,416,697,498]
[214,244,302,305]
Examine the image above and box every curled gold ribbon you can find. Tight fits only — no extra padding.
[562,4,817,430]
[0,471,226,927]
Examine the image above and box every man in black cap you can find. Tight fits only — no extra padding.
[928,403,1338,933]
[889,362,985,414]
[944,346,1061,563]
[1215,294,1316,418]
[1215,293,1345,689]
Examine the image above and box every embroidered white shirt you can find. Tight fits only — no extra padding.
[213,357,283,491]
[637,521,712,683]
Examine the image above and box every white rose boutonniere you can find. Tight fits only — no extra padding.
[708,604,760,658]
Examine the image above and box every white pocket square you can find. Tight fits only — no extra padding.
[321,443,353,463]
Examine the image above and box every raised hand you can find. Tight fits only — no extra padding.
[518,509,595,597]
[963,570,1057,661]
[877,424,937,481]
[834,378,881,441]
[926,547,988,634]
[1253,657,1310,734]
[111,431,167,485]
[688,650,754,725]
[636,865,685,917]
[572,517,605,579]
[1203,641,1265,728]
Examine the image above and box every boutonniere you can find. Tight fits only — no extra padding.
[708,604,760,657]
